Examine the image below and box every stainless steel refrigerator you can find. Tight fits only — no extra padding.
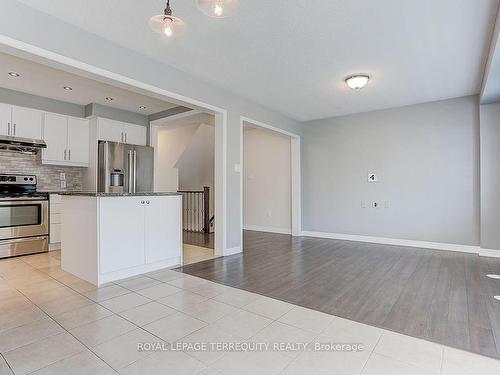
[98,141,154,193]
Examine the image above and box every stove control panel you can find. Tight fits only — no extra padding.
[0,175,37,185]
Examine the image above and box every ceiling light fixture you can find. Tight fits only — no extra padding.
[149,0,185,38]
[105,97,113,101]
[139,106,147,110]
[197,0,238,18]
[8,72,20,77]
[345,74,370,90]
[487,274,500,280]
[63,86,73,91]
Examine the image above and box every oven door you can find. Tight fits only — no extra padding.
[0,199,49,240]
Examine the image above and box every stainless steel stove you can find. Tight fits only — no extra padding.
[0,174,49,258]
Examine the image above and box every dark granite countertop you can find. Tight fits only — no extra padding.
[57,192,182,197]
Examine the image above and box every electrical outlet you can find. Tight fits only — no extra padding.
[59,172,66,181]
[372,202,379,208]
[60,180,67,189]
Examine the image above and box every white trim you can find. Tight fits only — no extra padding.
[301,231,480,254]
[243,225,292,235]
[0,36,228,260]
[223,246,242,256]
[240,116,302,250]
[479,248,500,258]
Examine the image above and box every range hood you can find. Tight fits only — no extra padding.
[0,135,47,154]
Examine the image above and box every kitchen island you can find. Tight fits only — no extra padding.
[60,192,182,286]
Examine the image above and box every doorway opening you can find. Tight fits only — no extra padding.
[151,111,216,265]
[240,117,301,247]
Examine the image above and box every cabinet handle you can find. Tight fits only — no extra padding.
[68,149,71,160]
[7,122,10,136]
[121,132,123,143]
[64,149,67,160]
[141,201,145,204]
[13,123,16,136]
[125,132,127,143]
[146,200,150,204]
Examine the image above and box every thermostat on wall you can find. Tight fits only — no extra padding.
[368,173,378,183]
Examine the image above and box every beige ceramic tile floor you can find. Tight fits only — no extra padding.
[1,250,500,374]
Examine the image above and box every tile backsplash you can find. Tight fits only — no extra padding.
[0,151,84,191]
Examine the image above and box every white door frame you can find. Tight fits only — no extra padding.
[240,116,302,246]
[0,36,227,258]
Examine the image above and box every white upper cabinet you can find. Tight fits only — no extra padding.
[0,103,11,136]
[97,117,146,146]
[67,118,90,165]
[123,123,147,146]
[97,118,123,143]
[42,113,90,167]
[43,113,67,162]
[11,106,42,139]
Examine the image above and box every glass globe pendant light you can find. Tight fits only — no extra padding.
[197,0,238,18]
[149,0,186,38]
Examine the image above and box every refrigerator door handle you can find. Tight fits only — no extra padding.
[104,142,110,193]
[127,150,133,193]
[133,150,137,193]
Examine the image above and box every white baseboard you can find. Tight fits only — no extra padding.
[244,225,292,235]
[300,231,480,255]
[49,243,61,251]
[224,246,242,256]
[479,248,500,258]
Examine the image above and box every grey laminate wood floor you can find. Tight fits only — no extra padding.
[178,230,500,359]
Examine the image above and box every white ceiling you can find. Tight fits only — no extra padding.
[0,51,178,115]
[16,0,499,121]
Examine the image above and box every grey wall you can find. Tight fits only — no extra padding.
[302,96,480,246]
[0,0,301,251]
[0,87,84,117]
[85,103,148,126]
[479,102,500,251]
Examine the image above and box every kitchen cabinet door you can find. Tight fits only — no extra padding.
[145,196,182,264]
[11,106,42,139]
[99,197,145,274]
[0,103,11,136]
[98,117,123,143]
[67,117,89,165]
[123,123,146,146]
[42,113,67,163]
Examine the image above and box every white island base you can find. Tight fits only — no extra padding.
[61,194,182,286]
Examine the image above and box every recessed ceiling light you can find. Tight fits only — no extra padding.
[63,86,73,91]
[139,106,147,110]
[105,97,113,101]
[8,72,20,77]
[345,74,370,90]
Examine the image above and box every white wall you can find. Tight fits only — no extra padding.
[0,0,302,253]
[479,102,500,253]
[155,120,215,217]
[302,96,480,246]
[155,124,199,192]
[243,127,291,233]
